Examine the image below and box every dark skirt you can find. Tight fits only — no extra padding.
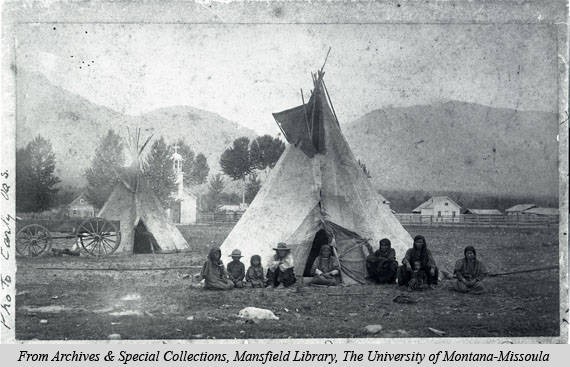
[397,265,438,286]
[366,256,398,284]
[266,267,297,287]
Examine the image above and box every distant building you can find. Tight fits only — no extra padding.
[464,209,503,215]
[218,203,249,212]
[412,196,461,220]
[67,192,96,218]
[505,204,536,216]
[168,146,198,224]
[521,207,559,217]
[217,203,248,221]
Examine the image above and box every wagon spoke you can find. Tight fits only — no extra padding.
[82,238,98,252]
[102,237,116,252]
[102,235,116,243]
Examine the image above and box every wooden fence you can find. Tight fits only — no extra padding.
[196,211,244,224]
[196,211,558,228]
[395,214,559,228]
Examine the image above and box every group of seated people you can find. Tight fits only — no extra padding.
[200,234,487,294]
[366,235,487,294]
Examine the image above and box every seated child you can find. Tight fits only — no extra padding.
[266,242,296,288]
[246,255,265,288]
[227,249,246,288]
[408,260,428,291]
[200,246,234,290]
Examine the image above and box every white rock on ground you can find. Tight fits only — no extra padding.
[364,324,383,334]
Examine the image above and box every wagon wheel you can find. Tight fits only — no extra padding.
[16,224,52,257]
[76,218,121,257]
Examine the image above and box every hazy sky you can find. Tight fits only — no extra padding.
[16,23,558,135]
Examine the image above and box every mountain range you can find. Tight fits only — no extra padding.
[16,70,256,187]
[16,70,559,199]
[342,101,559,198]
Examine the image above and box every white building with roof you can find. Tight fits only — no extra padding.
[505,204,537,216]
[464,208,503,215]
[412,196,461,221]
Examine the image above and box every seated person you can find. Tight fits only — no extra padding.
[397,235,439,289]
[200,246,234,290]
[266,242,296,288]
[308,244,341,286]
[453,245,487,294]
[246,255,265,288]
[227,249,246,288]
[366,238,398,284]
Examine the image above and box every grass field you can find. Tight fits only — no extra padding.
[15,225,561,340]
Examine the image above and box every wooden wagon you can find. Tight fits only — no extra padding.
[15,217,121,257]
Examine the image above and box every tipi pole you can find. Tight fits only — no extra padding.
[320,47,332,73]
[322,80,340,126]
[300,89,311,134]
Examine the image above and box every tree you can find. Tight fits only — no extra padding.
[220,137,253,204]
[190,153,209,185]
[85,129,125,208]
[16,135,61,212]
[144,137,177,207]
[16,147,33,212]
[250,135,285,176]
[245,172,262,204]
[202,173,225,212]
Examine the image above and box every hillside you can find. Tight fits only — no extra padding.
[343,101,559,198]
[16,70,256,187]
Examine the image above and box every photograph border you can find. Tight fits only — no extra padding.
[1,0,568,344]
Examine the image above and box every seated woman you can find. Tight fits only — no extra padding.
[366,238,398,284]
[397,235,439,289]
[453,245,487,294]
[200,246,234,290]
[308,244,341,286]
[266,243,297,288]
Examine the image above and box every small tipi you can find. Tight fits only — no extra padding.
[220,70,412,284]
[98,130,189,254]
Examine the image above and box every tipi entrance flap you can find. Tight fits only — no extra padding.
[133,220,159,254]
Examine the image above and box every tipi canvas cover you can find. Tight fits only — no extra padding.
[98,136,189,254]
[220,72,412,284]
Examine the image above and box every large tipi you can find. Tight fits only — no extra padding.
[220,70,412,284]
[98,131,189,254]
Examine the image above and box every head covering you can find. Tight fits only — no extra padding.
[410,235,429,265]
[464,246,476,258]
[229,249,243,258]
[250,254,262,266]
[207,246,223,264]
[413,235,426,247]
[379,238,392,248]
[273,242,291,251]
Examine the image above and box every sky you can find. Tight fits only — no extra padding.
[16,23,558,135]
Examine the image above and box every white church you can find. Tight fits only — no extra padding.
[168,146,198,224]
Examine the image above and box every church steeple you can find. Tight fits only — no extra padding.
[172,145,184,197]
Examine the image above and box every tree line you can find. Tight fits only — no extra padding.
[15,131,285,214]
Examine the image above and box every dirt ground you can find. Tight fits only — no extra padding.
[15,225,561,340]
